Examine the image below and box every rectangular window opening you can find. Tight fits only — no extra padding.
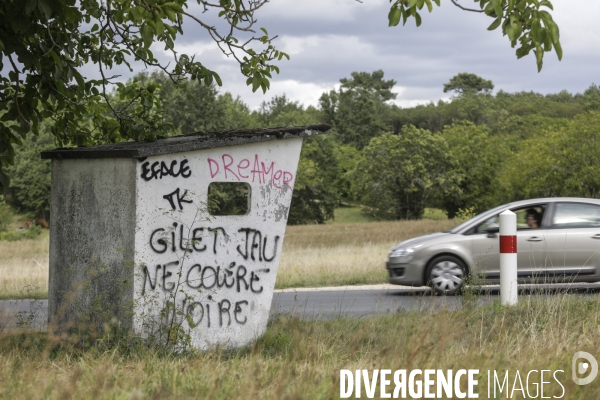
[208,182,250,216]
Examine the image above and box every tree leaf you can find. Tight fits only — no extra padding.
[24,0,38,14]
[48,50,61,66]
[72,69,85,89]
[37,0,52,19]
[252,73,261,92]
[488,17,501,31]
[493,0,503,19]
[554,40,563,60]
[548,20,560,43]
[534,46,543,72]
[163,2,183,12]
[154,19,164,37]
[388,7,401,27]
[141,24,154,49]
[212,71,222,86]
[424,0,433,13]
[531,18,542,43]
[131,7,142,22]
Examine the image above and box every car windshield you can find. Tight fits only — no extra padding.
[447,204,507,234]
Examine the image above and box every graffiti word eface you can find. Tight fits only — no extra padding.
[141,159,192,181]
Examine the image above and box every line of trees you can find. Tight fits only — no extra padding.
[4,70,600,225]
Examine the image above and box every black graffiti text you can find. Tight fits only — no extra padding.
[143,261,266,295]
[141,260,179,295]
[167,297,249,329]
[141,159,191,181]
[149,225,226,254]
[185,262,265,294]
[163,188,193,210]
[236,228,279,262]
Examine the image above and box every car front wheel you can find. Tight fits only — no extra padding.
[425,255,466,295]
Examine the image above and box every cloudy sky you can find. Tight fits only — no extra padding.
[132,0,600,109]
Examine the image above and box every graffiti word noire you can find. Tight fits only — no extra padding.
[164,296,250,329]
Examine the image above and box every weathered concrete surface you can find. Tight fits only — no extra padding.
[133,138,303,349]
[46,129,314,350]
[48,159,136,332]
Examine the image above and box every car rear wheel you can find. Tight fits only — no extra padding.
[426,255,466,295]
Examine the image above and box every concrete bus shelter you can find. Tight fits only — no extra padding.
[41,124,330,349]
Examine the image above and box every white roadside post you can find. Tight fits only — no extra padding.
[499,210,518,305]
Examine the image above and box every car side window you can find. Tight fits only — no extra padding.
[475,215,498,234]
[552,203,600,228]
[511,205,546,230]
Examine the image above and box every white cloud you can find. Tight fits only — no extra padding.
[265,79,339,107]
[218,76,340,110]
[278,34,378,61]
[260,0,385,22]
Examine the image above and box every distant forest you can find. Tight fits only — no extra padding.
[5,70,600,225]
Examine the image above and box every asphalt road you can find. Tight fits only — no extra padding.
[271,282,600,319]
[2,283,600,331]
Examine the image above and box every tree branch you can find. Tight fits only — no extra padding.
[449,0,484,13]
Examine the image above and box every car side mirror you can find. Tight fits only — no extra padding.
[486,223,499,237]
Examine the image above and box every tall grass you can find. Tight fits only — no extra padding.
[0,232,49,299]
[0,293,598,398]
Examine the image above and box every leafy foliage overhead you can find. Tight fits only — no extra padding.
[0,0,288,192]
[387,0,562,72]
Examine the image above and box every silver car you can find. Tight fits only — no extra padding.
[387,198,600,294]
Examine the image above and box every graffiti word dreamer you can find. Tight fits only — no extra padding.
[207,154,294,188]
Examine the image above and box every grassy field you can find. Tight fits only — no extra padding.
[277,218,456,289]
[0,231,49,299]
[0,218,457,299]
[0,294,598,399]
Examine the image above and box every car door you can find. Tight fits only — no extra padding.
[470,204,548,281]
[512,205,549,281]
[470,214,501,280]
[544,202,600,281]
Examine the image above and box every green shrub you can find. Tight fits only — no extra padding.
[0,225,42,241]
[0,201,13,232]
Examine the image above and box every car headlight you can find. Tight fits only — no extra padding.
[389,244,422,263]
